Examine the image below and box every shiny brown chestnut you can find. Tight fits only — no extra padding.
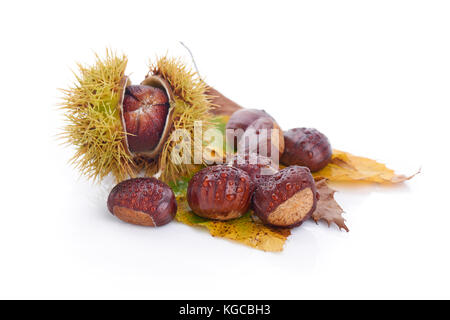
[281,128,332,172]
[107,178,177,227]
[226,109,272,135]
[122,85,170,154]
[229,153,278,184]
[252,166,318,228]
[226,109,284,159]
[187,165,255,220]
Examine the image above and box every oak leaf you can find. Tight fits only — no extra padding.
[313,179,348,231]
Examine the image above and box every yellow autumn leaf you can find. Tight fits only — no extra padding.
[175,197,290,252]
[313,150,418,183]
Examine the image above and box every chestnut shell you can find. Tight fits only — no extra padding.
[107,177,177,227]
[281,128,332,172]
[187,165,255,220]
[252,166,317,228]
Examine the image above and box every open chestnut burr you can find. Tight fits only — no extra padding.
[62,53,216,183]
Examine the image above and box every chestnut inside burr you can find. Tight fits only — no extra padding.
[122,85,170,154]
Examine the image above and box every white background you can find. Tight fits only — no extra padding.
[0,0,449,299]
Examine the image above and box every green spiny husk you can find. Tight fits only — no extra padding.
[60,50,136,182]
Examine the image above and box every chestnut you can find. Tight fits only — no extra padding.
[107,177,177,227]
[226,109,273,135]
[252,166,318,228]
[226,109,285,159]
[122,85,170,154]
[229,153,278,184]
[281,128,332,172]
[187,165,255,220]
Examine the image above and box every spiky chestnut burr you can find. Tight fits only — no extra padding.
[187,165,255,220]
[281,128,332,172]
[252,166,318,228]
[226,109,285,160]
[107,178,177,226]
[61,52,214,183]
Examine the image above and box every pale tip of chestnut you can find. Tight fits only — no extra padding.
[252,166,317,228]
